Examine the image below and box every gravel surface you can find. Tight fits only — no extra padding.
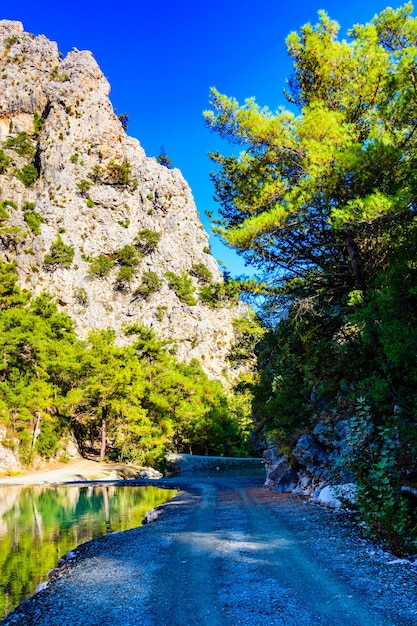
[2,475,417,625]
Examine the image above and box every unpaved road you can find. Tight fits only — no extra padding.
[2,476,417,625]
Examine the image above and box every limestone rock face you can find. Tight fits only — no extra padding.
[0,21,248,379]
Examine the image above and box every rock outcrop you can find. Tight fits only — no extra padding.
[263,418,358,509]
[0,20,247,379]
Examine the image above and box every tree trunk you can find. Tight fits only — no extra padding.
[344,228,381,359]
[0,347,7,381]
[31,412,41,452]
[100,408,107,462]
[345,228,367,294]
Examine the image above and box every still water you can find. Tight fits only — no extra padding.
[0,484,177,617]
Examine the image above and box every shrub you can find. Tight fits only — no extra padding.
[4,132,35,157]
[106,159,137,187]
[199,279,239,308]
[190,263,213,284]
[165,269,197,306]
[0,202,9,223]
[4,36,20,49]
[0,149,10,173]
[23,210,44,235]
[115,244,142,267]
[116,264,137,284]
[118,113,129,130]
[335,398,413,554]
[134,229,161,254]
[14,164,38,187]
[33,111,44,138]
[156,305,167,321]
[199,283,224,307]
[73,286,89,305]
[88,254,114,277]
[77,179,92,196]
[50,66,70,81]
[44,235,75,268]
[133,272,162,298]
[88,165,103,182]
[156,146,173,169]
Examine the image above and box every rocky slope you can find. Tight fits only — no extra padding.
[0,20,246,379]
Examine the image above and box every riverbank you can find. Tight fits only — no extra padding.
[0,458,147,486]
[2,474,417,625]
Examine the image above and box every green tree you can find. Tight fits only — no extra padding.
[156,145,173,169]
[205,4,417,550]
[204,5,417,310]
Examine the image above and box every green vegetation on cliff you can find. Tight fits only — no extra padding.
[0,263,254,468]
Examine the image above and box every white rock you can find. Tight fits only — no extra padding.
[0,20,249,381]
[317,484,357,509]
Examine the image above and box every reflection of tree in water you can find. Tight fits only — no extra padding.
[102,487,111,533]
[0,485,177,617]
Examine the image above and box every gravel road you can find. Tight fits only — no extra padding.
[2,475,417,626]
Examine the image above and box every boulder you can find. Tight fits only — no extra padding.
[292,434,328,472]
[0,427,20,474]
[264,455,299,492]
[317,483,357,509]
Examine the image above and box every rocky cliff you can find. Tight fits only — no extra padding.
[0,20,247,379]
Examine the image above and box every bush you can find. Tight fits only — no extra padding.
[335,398,413,554]
[190,263,213,284]
[199,280,239,307]
[0,202,9,223]
[73,286,89,305]
[134,229,161,254]
[133,271,162,298]
[0,149,10,173]
[88,165,103,182]
[23,210,44,235]
[36,419,61,458]
[116,264,137,284]
[44,235,74,268]
[33,111,44,138]
[116,244,142,267]
[156,146,173,169]
[4,36,20,49]
[14,164,38,187]
[50,66,70,82]
[106,159,137,187]
[77,179,92,196]
[165,269,197,306]
[5,132,35,157]
[88,254,114,277]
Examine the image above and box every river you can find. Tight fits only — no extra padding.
[0,484,177,617]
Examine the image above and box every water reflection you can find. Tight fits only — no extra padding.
[0,484,177,617]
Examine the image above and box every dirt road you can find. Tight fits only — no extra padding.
[2,476,417,625]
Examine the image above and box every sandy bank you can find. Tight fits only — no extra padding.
[0,458,145,486]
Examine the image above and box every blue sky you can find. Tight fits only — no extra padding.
[3,0,411,277]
